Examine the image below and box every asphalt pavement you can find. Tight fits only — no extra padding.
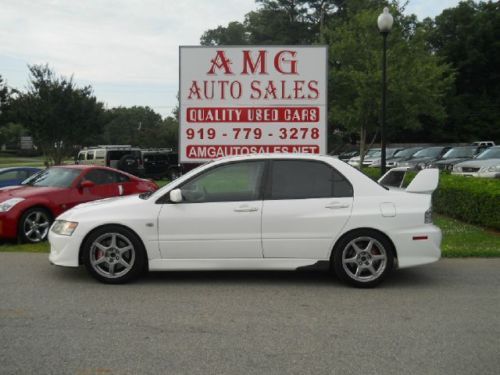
[0,253,499,375]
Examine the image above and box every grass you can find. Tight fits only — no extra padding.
[0,241,49,253]
[1,215,498,257]
[435,215,500,257]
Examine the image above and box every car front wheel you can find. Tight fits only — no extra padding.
[82,225,146,284]
[19,207,52,243]
[333,230,394,288]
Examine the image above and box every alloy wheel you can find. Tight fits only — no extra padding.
[90,233,136,279]
[342,236,388,283]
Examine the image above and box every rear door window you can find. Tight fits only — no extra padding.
[268,160,353,200]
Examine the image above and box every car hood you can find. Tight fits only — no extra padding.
[58,194,143,220]
[434,157,471,165]
[455,158,500,168]
[0,185,64,200]
[399,156,434,165]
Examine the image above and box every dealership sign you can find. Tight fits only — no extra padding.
[179,46,327,162]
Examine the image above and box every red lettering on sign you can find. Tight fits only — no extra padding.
[207,50,233,75]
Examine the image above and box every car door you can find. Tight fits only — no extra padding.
[157,160,266,259]
[262,160,353,259]
[78,169,122,201]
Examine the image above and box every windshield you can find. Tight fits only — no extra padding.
[393,148,421,158]
[442,147,476,159]
[412,147,443,158]
[476,147,500,160]
[366,149,381,158]
[22,168,81,188]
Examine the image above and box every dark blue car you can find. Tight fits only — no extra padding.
[0,167,41,188]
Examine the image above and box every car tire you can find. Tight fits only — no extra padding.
[332,230,394,288]
[82,225,146,284]
[117,154,139,175]
[18,207,53,243]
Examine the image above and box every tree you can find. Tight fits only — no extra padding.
[11,65,105,164]
[200,22,249,46]
[0,75,11,127]
[326,2,453,158]
[102,106,179,149]
[427,0,500,142]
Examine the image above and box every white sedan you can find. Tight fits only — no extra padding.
[49,154,441,287]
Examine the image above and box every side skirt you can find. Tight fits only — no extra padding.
[148,258,329,271]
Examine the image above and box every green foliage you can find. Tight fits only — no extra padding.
[0,75,11,127]
[365,167,500,230]
[326,3,454,149]
[201,22,249,46]
[0,123,28,148]
[434,174,500,230]
[426,0,500,142]
[101,106,178,149]
[10,65,105,164]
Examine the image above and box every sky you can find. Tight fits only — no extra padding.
[0,0,462,118]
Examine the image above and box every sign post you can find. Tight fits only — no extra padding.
[179,46,328,163]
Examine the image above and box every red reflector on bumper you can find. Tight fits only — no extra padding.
[413,236,428,240]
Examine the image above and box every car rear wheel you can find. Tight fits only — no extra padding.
[332,230,394,288]
[18,207,52,243]
[82,225,146,284]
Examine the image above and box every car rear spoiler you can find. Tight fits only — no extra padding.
[378,167,439,194]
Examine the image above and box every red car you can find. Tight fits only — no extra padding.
[0,165,158,243]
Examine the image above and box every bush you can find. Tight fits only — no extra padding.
[434,175,500,230]
[360,167,500,230]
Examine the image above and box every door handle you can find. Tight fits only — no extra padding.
[325,202,350,209]
[234,205,259,212]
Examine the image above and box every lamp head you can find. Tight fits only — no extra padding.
[377,7,394,33]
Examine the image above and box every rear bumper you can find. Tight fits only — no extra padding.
[389,225,442,268]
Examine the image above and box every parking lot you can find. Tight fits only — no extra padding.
[1,253,498,375]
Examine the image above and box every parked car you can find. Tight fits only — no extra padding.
[0,165,158,243]
[370,147,423,168]
[397,146,451,170]
[472,141,495,148]
[77,145,142,176]
[348,148,401,168]
[138,149,182,180]
[0,167,41,188]
[49,154,441,287]
[428,146,481,171]
[452,146,500,178]
[337,150,359,162]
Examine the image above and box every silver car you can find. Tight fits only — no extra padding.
[452,146,500,178]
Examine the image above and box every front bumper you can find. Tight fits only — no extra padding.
[0,212,20,239]
[48,230,84,267]
[452,171,499,178]
[388,224,442,269]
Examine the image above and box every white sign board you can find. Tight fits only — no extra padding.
[179,46,328,163]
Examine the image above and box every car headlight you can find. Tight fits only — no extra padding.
[0,198,25,212]
[453,165,461,172]
[51,220,78,236]
[487,165,500,172]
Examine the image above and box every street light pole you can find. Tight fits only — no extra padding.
[381,31,388,175]
[377,7,393,176]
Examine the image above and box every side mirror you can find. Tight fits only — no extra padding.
[80,180,95,189]
[169,188,183,203]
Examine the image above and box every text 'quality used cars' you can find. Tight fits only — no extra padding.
[49,154,441,288]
